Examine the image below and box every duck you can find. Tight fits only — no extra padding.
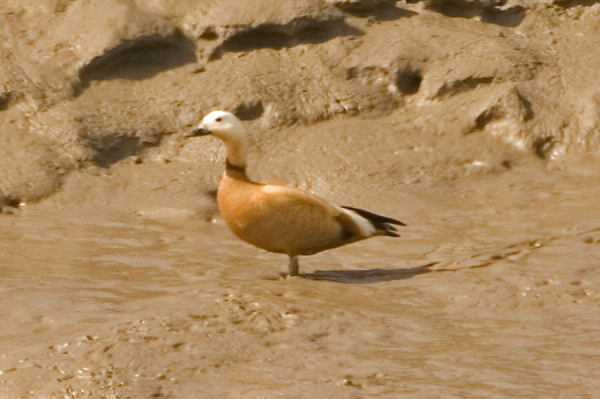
[189,110,405,276]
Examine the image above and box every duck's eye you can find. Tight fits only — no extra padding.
[215,117,222,122]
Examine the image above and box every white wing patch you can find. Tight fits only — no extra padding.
[340,207,377,238]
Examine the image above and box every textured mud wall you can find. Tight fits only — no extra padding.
[1,0,600,208]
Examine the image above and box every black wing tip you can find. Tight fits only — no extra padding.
[342,205,406,227]
[377,216,407,227]
[380,222,401,237]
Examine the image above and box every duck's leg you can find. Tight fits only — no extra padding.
[288,256,299,276]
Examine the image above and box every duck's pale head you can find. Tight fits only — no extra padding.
[190,110,249,168]
[192,111,244,139]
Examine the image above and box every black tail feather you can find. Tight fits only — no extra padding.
[342,206,406,237]
[342,206,406,226]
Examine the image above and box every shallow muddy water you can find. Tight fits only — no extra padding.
[1,158,599,398]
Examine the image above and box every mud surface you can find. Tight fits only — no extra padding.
[1,0,600,398]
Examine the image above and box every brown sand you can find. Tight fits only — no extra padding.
[1,0,600,397]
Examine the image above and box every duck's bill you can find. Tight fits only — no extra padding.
[186,124,211,137]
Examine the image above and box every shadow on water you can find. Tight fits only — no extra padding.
[301,262,437,284]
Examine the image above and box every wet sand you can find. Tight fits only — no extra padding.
[2,0,600,397]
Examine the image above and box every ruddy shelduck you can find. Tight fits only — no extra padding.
[190,111,405,276]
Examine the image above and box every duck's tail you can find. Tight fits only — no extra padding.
[341,206,406,237]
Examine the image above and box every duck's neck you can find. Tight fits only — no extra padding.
[223,136,248,170]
